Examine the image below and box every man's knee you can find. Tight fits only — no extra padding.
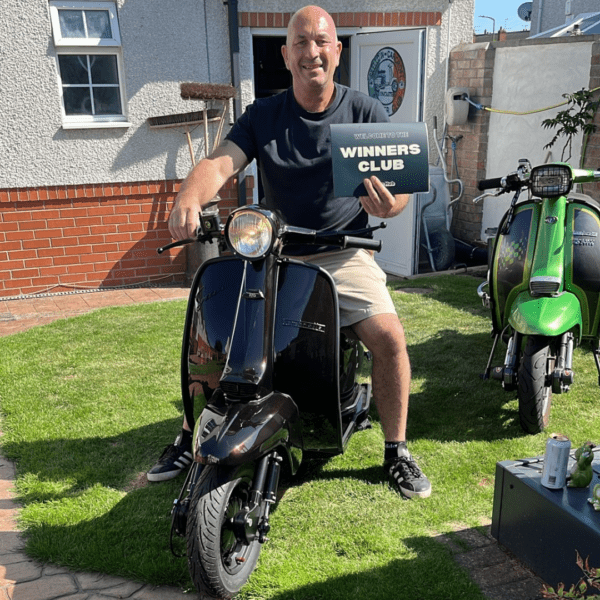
[354,313,406,356]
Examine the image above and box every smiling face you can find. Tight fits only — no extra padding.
[281,6,342,110]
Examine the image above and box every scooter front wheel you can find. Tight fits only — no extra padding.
[517,336,554,434]
[186,463,261,599]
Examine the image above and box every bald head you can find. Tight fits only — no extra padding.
[286,5,338,46]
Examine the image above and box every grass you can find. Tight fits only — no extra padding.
[1,274,599,598]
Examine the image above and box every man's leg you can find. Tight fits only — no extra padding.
[352,313,409,441]
[353,312,431,499]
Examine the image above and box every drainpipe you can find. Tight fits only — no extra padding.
[225,0,246,206]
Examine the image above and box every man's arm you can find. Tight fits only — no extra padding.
[169,140,250,240]
[360,175,409,219]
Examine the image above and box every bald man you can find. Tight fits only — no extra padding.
[148,5,431,500]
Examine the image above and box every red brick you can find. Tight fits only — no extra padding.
[1,260,24,271]
[3,212,30,222]
[0,222,19,232]
[103,215,129,225]
[24,258,53,269]
[54,255,81,266]
[64,245,93,256]
[104,233,131,244]
[23,238,51,250]
[6,230,34,241]
[88,206,115,216]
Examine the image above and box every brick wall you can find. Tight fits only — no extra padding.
[239,11,442,28]
[0,178,249,298]
[445,43,495,243]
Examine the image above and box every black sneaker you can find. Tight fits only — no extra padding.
[385,446,432,499]
[147,436,193,482]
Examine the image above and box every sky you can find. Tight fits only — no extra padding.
[473,0,532,33]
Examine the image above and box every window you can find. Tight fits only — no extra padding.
[49,1,129,128]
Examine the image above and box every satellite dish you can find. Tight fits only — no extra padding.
[518,2,533,22]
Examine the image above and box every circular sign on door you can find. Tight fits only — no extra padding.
[367,47,406,117]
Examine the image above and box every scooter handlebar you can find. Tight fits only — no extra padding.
[343,236,382,252]
[477,177,503,191]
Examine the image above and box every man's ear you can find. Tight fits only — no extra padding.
[281,45,290,70]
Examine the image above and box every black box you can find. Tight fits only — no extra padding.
[492,457,600,588]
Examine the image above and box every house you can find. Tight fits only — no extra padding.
[0,0,475,297]
[530,0,600,36]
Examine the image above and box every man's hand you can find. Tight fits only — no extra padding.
[168,198,201,241]
[167,141,249,241]
[360,176,409,219]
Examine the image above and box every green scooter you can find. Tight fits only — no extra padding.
[476,159,600,433]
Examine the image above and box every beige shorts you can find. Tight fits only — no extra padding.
[293,248,397,327]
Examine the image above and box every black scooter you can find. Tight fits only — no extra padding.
[159,204,385,599]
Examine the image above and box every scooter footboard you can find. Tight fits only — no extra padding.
[192,391,302,471]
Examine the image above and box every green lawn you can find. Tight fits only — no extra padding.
[0,274,597,598]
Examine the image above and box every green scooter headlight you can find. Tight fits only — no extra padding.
[530,164,572,198]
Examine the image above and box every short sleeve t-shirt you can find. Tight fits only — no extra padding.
[225,83,389,252]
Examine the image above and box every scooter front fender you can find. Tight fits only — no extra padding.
[508,291,582,339]
[192,391,302,471]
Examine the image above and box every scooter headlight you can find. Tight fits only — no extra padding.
[225,208,275,260]
[530,164,572,198]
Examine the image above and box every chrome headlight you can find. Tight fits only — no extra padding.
[225,208,275,260]
[530,164,572,198]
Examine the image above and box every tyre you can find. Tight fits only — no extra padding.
[517,336,554,434]
[186,463,262,599]
[426,228,455,271]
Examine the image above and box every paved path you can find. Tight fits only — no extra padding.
[0,285,547,600]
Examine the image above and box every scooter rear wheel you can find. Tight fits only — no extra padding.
[517,336,554,434]
[186,463,261,599]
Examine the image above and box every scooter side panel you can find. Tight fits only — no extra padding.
[182,257,244,427]
[490,203,536,332]
[565,200,600,339]
[273,260,343,454]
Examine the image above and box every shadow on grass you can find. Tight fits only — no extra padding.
[247,534,486,600]
[362,328,525,444]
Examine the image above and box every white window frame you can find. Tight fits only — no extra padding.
[49,1,121,46]
[49,1,130,129]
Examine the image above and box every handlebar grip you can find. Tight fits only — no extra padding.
[478,177,503,191]
[343,236,382,252]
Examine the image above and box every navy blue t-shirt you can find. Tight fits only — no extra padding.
[226,83,389,253]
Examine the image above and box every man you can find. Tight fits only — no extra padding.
[147,5,431,499]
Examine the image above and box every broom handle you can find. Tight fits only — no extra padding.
[186,129,196,166]
[213,100,228,153]
[203,108,210,158]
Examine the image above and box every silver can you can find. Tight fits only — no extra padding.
[541,434,571,489]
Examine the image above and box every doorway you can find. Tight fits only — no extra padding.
[252,35,350,98]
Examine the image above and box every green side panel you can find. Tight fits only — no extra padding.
[565,201,600,339]
[490,203,536,331]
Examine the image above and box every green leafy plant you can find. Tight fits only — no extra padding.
[542,88,600,162]
[542,552,600,599]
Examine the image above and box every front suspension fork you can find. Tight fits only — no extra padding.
[488,330,520,391]
[232,451,282,546]
[553,332,574,393]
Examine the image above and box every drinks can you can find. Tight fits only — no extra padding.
[541,434,571,489]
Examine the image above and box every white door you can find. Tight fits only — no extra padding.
[351,29,426,276]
